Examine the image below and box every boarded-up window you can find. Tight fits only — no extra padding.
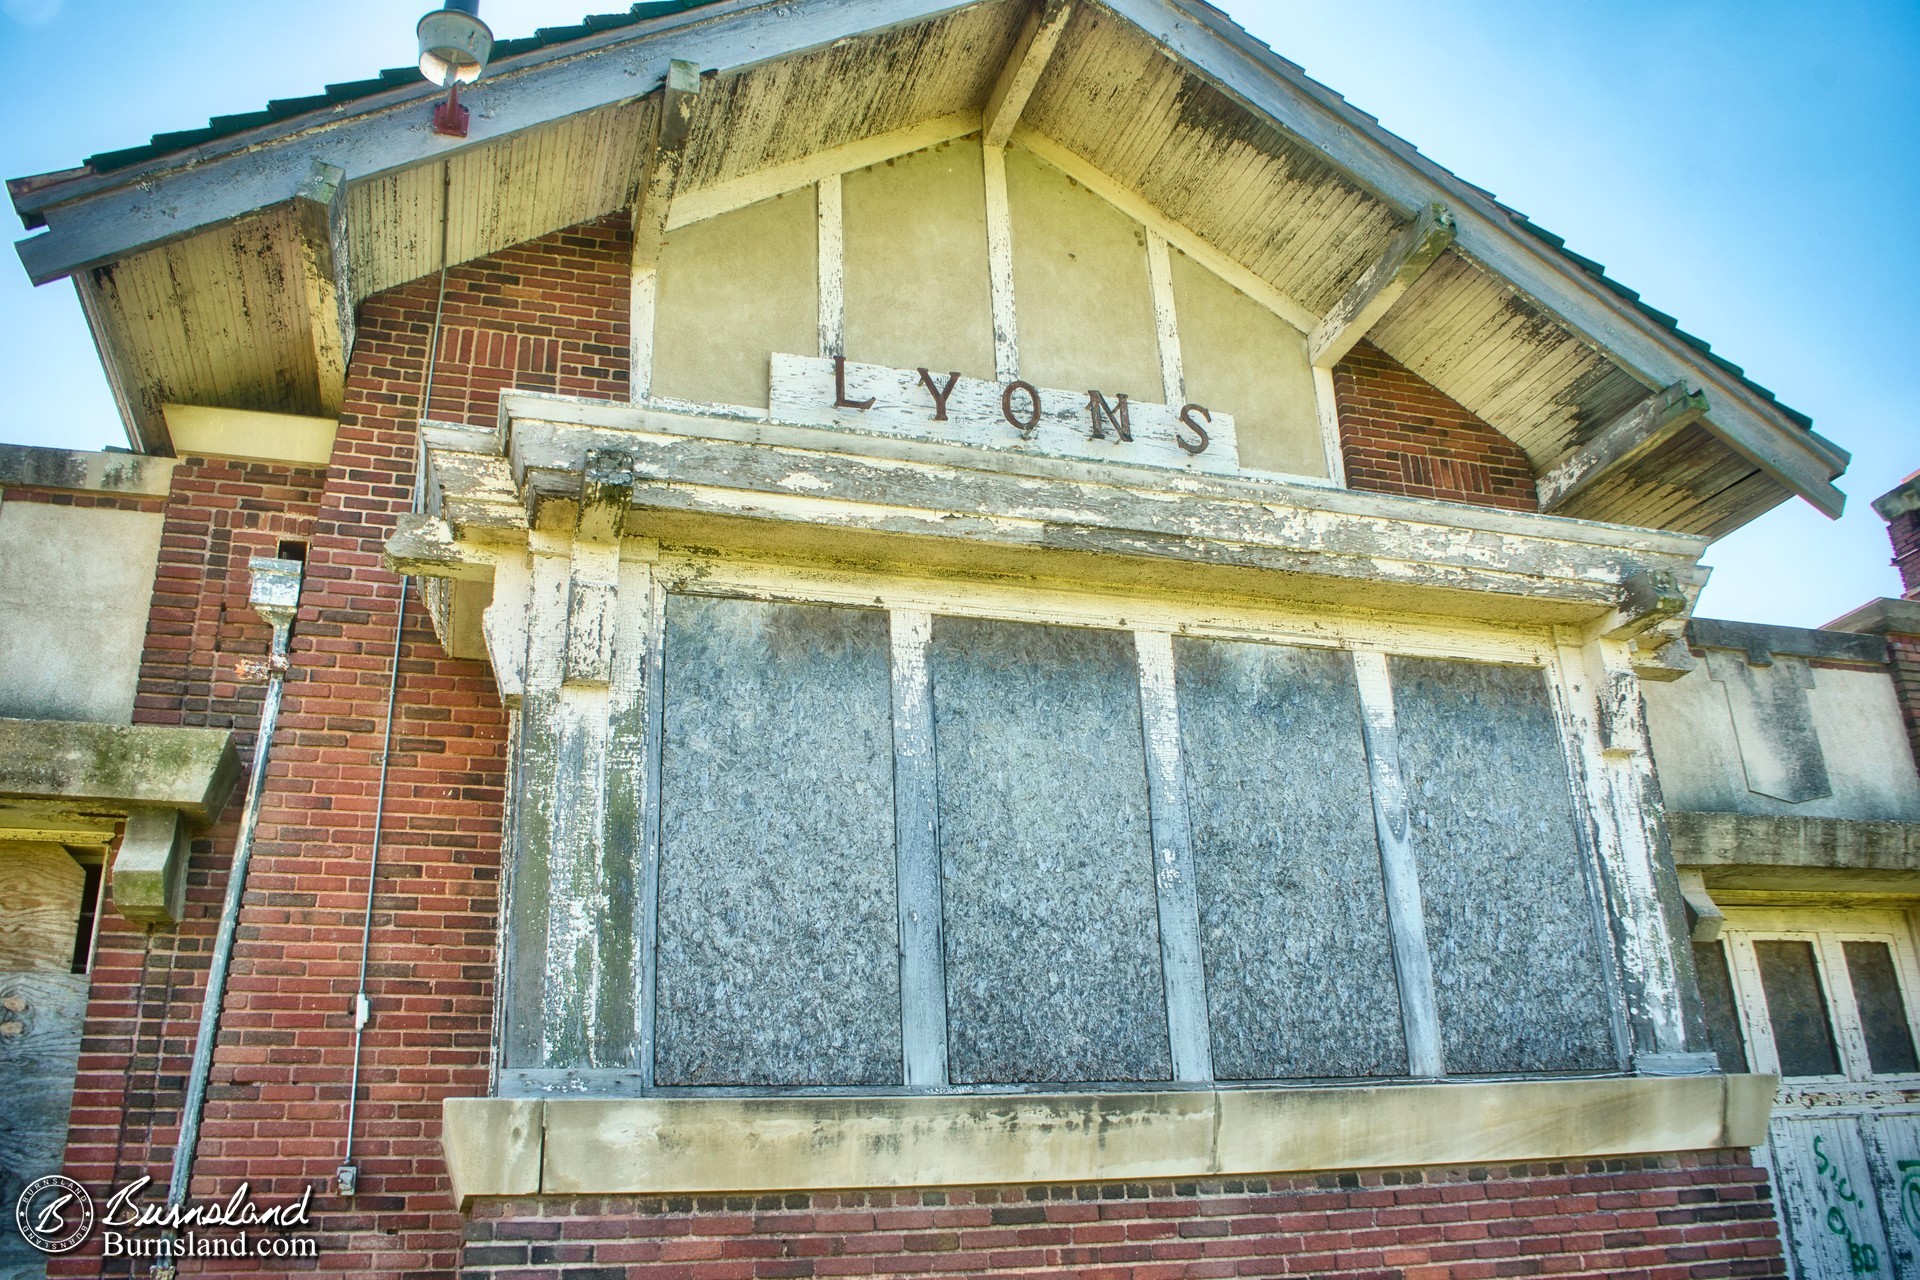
[1754,940,1842,1078]
[929,616,1170,1084]
[1390,657,1616,1074]
[654,595,901,1085]
[1844,941,1919,1075]
[1693,939,1749,1074]
[1174,637,1403,1079]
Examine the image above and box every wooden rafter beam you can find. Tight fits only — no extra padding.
[1308,202,1454,369]
[983,0,1073,148]
[632,59,703,269]
[1539,382,1709,513]
[292,159,353,417]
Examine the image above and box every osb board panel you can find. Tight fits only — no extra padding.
[655,595,902,1087]
[1388,656,1616,1075]
[1172,637,1405,1080]
[930,615,1170,1085]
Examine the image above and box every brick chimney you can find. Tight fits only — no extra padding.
[1876,472,1920,599]
[1831,472,1920,766]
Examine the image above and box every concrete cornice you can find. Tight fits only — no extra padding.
[441,1075,1777,1209]
[1827,597,1920,638]
[0,443,174,498]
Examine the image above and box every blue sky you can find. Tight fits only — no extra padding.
[2,0,1914,626]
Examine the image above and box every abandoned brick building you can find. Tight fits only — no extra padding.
[2,1,1919,1277]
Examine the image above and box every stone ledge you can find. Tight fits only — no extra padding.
[1671,811,1920,893]
[441,1075,1777,1210]
[0,443,175,497]
[1828,597,1920,639]
[0,718,238,821]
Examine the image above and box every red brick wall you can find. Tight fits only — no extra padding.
[458,1151,1784,1279]
[1891,507,1920,601]
[55,214,630,1277]
[1333,343,1539,513]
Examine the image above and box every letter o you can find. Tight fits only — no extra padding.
[1001,381,1042,434]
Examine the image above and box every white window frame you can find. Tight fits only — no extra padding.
[1719,906,1920,1085]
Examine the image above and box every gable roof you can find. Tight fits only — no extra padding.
[5,0,1847,536]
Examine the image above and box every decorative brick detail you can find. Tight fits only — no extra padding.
[1333,343,1539,513]
[459,1151,1785,1279]
[1890,508,1920,601]
[1888,630,1920,769]
[51,214,630,1277]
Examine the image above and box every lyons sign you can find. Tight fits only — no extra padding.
[770,353,1242,475]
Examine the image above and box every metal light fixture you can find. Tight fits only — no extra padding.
[417,0,493,137]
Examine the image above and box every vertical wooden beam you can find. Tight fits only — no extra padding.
[1538,383,1709,512]
[1309,203,1454,370]
[889,609,949,1087]
[293,159,354,417]
[817,175,845,360]
[629,61,700,404]
[982,145,1020,381]
[1551,634,1707,1071]
[630,59,703,269]
[629,264,657,402]
[983,0,1074,147]
[1312,364,1348,486]
[1351,651,1444,1078]
[634,573,668,1085]
[1144,232,1184,407]
[1134,630,1213,1082]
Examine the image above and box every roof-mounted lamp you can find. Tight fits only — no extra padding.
[418,0,493,137]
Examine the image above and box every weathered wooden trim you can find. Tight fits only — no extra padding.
[493,392,1711,556]
[635,574,668,1086]
[1308,203,1454,370]
[291,159,353,417]
[629,265,657,403]
[982,0,1073,148]
[491,416,1702,618]
[982,143,1020,381]
[816,177,844,360]
[631,59,702,270]
[887,610,948,1088]
[1134,630,1212,1083]
[1350,652,1442,1078]
[1311,365,1348,488]
[1674,868,1724,943]
[1012,128,1321,334]
[163,404,338,468]
[442,1073,1778,1205]
[1549,636,1687,1060]
[667,112,981,231]
[1144,231,1185,406]
[1539,384,1710,513]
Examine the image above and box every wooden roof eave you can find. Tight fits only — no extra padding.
[1106,0,1846,518]
[9,0,1847,522]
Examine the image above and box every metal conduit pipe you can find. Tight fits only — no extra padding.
[153,555,304,1276]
